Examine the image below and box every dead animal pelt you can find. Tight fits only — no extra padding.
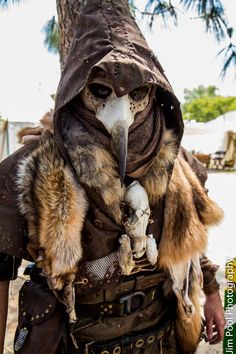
[17,131,88,322]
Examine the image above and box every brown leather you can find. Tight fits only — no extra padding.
[67,326,178,354]
[181,147,208,187]
[77,272,166,304]
[78,321,173,354]
[53,0,184,183]
[14,281,66,354]
[0,143,37,259]
[76,286,159,317]
[200,256,220,295]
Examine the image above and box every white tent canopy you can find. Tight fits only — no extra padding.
[182,111,236,154]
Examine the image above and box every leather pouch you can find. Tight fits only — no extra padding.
[14,280,66,354]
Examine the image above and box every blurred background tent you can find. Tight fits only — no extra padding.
[182,111,236,168]
[0,119,39,161]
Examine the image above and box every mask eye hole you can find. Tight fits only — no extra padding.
[89,83,112,99]
[129,86,150,101]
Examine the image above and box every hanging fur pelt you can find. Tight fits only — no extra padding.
[17,131,88,322]
[139,131,224,353]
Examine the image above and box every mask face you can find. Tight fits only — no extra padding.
[81,71,151,133]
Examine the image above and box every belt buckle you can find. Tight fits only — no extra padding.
[119,291,145,315]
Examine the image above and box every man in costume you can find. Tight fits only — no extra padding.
[0,1,225,353]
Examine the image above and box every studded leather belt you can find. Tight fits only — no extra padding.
[82,320,173,354]
[77,272,167,305]
[76,286,159,317]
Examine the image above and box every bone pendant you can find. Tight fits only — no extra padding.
[124,181,151,258]
[124,181,158,266]
[169,261,195,319]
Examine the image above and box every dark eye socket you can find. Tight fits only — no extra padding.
[129,86,149,101]
[89,83,112,99]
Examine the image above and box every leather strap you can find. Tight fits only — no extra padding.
[76,272,166,305]
[77,286,159,318]
[82,320,173,354]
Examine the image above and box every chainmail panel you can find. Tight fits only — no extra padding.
[84,251,119,280]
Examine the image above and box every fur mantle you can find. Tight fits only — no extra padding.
[16,128,223,349]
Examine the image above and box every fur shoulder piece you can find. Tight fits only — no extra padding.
[158,155,224,268]
[17,131,88,321]
[144,149,223,353]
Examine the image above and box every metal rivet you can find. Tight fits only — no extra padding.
[120,86,125,91]
[45,309,49,314]
[49,304,52,308]
[23,312,26,316]
[147,335,155,344]
[31,317,34,321]
[104,308,108,312]
[135,339,144,348]
[41,314,44,318]
[108,305,112,309]
[113,346,121,354]
[36,315,39,319]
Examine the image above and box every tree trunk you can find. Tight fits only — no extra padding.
[56,0,129,70]
[56,0,89,70]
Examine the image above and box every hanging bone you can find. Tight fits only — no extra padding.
[169,260,196,319]
[121,181,158,266]
[118,234,136,275]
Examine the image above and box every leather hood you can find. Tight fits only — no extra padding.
[54,0,184,145]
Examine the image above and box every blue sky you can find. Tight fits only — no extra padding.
[0,0,235,122]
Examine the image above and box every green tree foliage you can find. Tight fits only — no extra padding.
[144,0,236,78]
[183,85,218,103]
[182,86,236,122]
[43,16,59,54]
[0,0,20,6]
